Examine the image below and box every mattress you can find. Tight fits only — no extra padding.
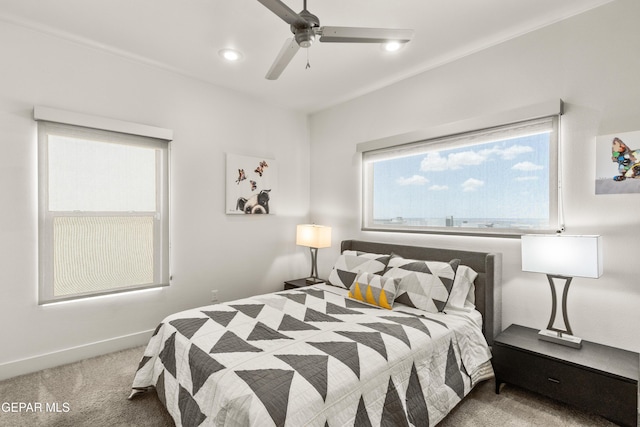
[131,283,494,426]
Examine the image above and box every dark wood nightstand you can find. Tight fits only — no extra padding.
[493,324,639,427]
[283,278,325,290]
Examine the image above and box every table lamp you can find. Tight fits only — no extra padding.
[521,234,603,349]
[296,224,332,284]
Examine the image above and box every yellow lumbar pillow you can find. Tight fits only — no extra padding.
[348,272,400,310]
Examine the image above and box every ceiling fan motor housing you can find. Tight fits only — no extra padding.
[291,8,319,48]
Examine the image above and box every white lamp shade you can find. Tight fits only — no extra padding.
[521,234,603,278]
[296,224,332,249]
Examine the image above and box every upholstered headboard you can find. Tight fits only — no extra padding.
[340,240,502,346]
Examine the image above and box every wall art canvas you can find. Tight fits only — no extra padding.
[226,154,277,214]
[595,130,640,194]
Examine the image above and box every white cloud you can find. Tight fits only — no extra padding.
[396,175,429,186]
[461,178,484,192]
[447,150,487,168]
[420,150,487,171]
[420,152,449,171]
[495,145,534,160]
[516,176,539,181]
[429,184,449,191]
[512,161,543,171]
[420,144,533,171]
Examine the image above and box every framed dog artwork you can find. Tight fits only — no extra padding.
[226,154,277,214]
[595,130,640,194]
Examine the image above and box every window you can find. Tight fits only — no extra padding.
[361,115,560,236]
[37,112,171,304]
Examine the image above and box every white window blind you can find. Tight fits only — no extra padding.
[363,117,556,164]
[37,113,171,304]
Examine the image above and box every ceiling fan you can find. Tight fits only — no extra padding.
[257,0,414,80]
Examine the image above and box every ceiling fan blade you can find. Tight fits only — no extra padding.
[319,26,414,43]
[265,38,300,80]
[257,0,307,27]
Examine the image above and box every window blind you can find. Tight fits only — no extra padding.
[37,112,171,304]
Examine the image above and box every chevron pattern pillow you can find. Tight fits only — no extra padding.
[383,255,460,313]
[327,251,390,289]
[348,272,400,310]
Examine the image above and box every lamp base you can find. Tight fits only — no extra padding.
[538,329,582,349]
[305,277,324,285]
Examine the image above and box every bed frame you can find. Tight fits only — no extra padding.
[341,240,502,346]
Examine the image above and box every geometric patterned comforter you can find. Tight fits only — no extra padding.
[131,284,493,427]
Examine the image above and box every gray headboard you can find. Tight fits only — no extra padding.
[341,240,502,346]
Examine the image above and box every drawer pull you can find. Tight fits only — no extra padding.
[547,377,560,384]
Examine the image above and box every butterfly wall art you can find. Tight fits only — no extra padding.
[226,154,278,214]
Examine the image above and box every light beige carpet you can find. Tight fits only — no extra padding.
[0,346,619,426]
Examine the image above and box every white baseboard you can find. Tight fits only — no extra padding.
[0,329,155,382]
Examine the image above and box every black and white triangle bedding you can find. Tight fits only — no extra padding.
[131,283,493,427]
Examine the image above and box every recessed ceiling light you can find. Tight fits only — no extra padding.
[382,41,403,52]
[219,49,243,62]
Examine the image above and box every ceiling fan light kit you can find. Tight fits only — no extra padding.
[295,28,316,48]
[257,0,414,79]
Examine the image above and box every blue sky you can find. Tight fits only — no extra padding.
[372,133,550,221]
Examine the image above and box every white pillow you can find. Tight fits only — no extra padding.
[327,250,390,289]
[383,255,459,313]
[445,265,478,310]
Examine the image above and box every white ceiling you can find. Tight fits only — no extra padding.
[0,0,613,113]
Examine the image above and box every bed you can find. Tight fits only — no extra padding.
[130,239,502,426]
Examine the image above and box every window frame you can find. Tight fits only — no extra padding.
[36,111,171,304]
[360,110,562,238]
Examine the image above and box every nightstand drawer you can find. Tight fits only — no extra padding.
[494,344,637,426]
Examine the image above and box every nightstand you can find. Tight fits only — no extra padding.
[283,278,325,291]
[493,324,639,427]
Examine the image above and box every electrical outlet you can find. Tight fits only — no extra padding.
[211,290,219,303]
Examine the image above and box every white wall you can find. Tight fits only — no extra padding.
[309,0,640,352]
[0,20,310,378]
